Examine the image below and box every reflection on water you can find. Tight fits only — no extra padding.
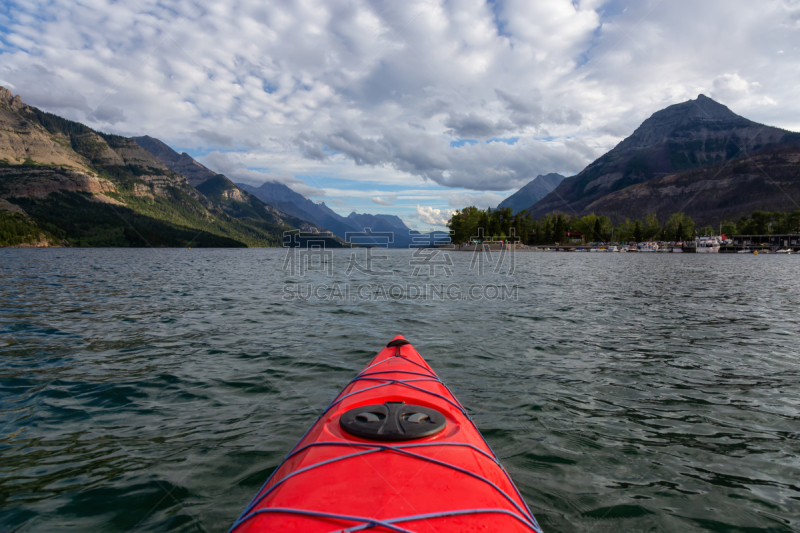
[1,248,799,532]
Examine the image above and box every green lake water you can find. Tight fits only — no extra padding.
[1,248,798,532]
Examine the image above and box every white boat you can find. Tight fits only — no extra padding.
[607,246,619,252]
[639,242,658,252]
[672,242,684,253]
[776,249,792,254]
[696,236,720,254]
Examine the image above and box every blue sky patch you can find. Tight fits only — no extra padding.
[450,139,478,147]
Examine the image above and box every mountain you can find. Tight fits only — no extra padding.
[129,136,325,238]
[0,87,327,248]
[346,212,416,247]
[583,146,800,226]
[497,173,565,214]
[237,181,362,239]
[347,213,410,232]
[236,181,434,247]
[528,95,798,219]
[132,135,217,186]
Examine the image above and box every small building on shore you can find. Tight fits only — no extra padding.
[732,234,800,249]
[566,231,585,244]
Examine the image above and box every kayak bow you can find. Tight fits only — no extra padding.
[231,335,542,533]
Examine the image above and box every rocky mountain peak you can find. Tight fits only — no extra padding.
[614,94,748,152]
[133,135,217,186]
[132,135,179,162]
[497,172,566,214]
[0,86,13,104]
[528,94,796,220]
[0,86,26,111]
[685,94,738,120]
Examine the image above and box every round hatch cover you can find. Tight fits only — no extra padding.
[340,401,446,441]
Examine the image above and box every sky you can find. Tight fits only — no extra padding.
[1,0,798,230]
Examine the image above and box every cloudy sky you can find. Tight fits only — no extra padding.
[1,0,798,228]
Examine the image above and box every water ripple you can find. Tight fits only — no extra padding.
[1,249,799,532]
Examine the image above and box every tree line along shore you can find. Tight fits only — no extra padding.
[446,207,800,245]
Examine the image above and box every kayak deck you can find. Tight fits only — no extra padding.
[231,335,542,533]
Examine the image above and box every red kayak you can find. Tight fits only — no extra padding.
[231,335,542,532]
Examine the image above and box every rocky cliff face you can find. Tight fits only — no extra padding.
[101,135,170,170]
[0,87,195,203]
[528,95,797,219]
[132,135,218,186]
[0,87,93,172]
[0,167,115,199]
[584,147,800,225]
[0,87,322,247]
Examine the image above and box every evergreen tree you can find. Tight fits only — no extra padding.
[554,215,567,243]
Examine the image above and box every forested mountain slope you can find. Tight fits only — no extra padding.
[0,87,324,247]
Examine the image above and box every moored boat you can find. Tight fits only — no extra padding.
[696,236,721,253]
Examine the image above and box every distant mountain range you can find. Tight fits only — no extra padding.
[6,85,793,248]
[118,138,422,247]
[237,181,421,248]
[497,173,565,214]
[236,181,359,240]
[0,84,425,248]
[526,94,800,224]
[0,87,334,247]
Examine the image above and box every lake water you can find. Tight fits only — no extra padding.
[1,248,799,532]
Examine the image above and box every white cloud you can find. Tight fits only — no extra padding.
[1,0,799,214]
[371,196,392,206]
[711,73,752,101]
[196,129,234,147]
[416,205,454,226]
[201,151,326,197]
[445,191,507,209]
[89,105,126,124]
